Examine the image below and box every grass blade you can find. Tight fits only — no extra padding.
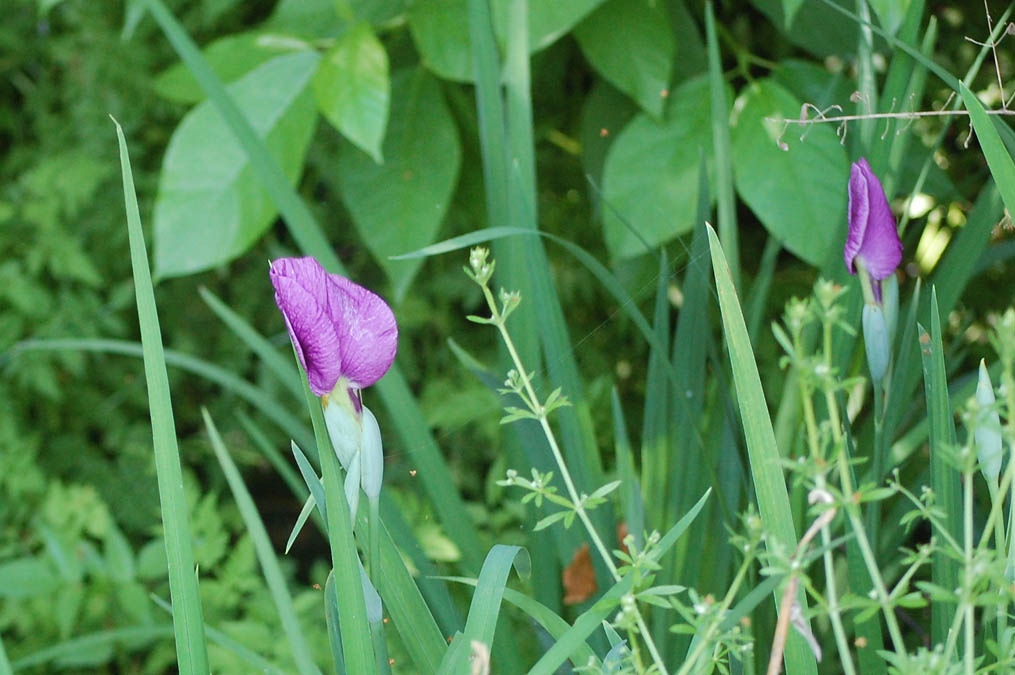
[612,388,645,550]
[641,251,671,530]
[112,118,209,673]
[198,287,302,398]
[918,287,961,649]
[323,572,348,675]
[203,410,321,675]
[960,82,1015,219]
[528,574,636,675]
[706,224,816,675]
[235,410,308,512]
[14,338,316,455]
[300,373,376,674]
[452,545,530,674]
[441,578,599,669]
[11,626,174,671]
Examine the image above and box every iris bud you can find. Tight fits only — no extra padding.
[975,360,1003,484]
[323,385,362,469]
[862,304,890,383]
[360,406,384,501]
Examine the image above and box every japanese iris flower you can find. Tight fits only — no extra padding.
[270,256,396,511]
[844,158,903,288]
[844,158,902,383]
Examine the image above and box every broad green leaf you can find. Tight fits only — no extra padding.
[266,0,406,34]
[772,59,854,111]
[154,51,319,279]
[730,77,848,266]
[409,0,604,82]
[669,0,706,82]
[499,0,605,50]
[574,0,674,118]
[601,75,715,259]
[782,0,805,26]
[154,32,311,104]
[868,0,911,35]
[408,0,472,82]
[336,68,461,300]
[579,80,637,206]
[750,0,859,58]
[265,0,344,37]
[313,22,389,163]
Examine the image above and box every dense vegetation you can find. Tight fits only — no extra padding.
[4,0,1015,672]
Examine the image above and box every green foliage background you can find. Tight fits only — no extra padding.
[3,0,1015,671]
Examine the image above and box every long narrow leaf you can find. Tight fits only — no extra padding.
[198,287,302,398]
[706,224,816,674]
[919,287,961,649]
[441,578,598,669]
[961,82,1015,219]
[11,626,174,671]
[14,338,315,454]
[300,373,376,674]
[452,546,530,674]
[528,574,636,675]
[203,410,320,675]
[112,118,209,672]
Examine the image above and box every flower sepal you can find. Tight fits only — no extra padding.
[323,379,363,469]
[862,303,891,383]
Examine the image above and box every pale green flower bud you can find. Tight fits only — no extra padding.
[344,451,362,522]
[323,383,362,469]
[862,304,890,383]
[360,406,384,501]
[975,360,1003,483]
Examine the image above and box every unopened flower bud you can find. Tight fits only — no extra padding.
[323,384,362,469]
[862,304,890,383]
[975,360,1003,483]
[360,406,384,501]
[344,451,362,522]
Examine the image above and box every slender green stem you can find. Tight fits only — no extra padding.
[480,281,667,674]
[963,473,974,675]
[676,551,755,675]
[815,477,857,675]
[865,378,885,552]
[796,334,856,674]
[820,311,907,654]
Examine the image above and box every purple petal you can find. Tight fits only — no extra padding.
[324,273,398,389]
[270,257,345,396]
[270,256,398,395]
[844,158,902,280]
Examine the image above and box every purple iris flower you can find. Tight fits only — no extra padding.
[844,158,903,283]
[270,256,398,400]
